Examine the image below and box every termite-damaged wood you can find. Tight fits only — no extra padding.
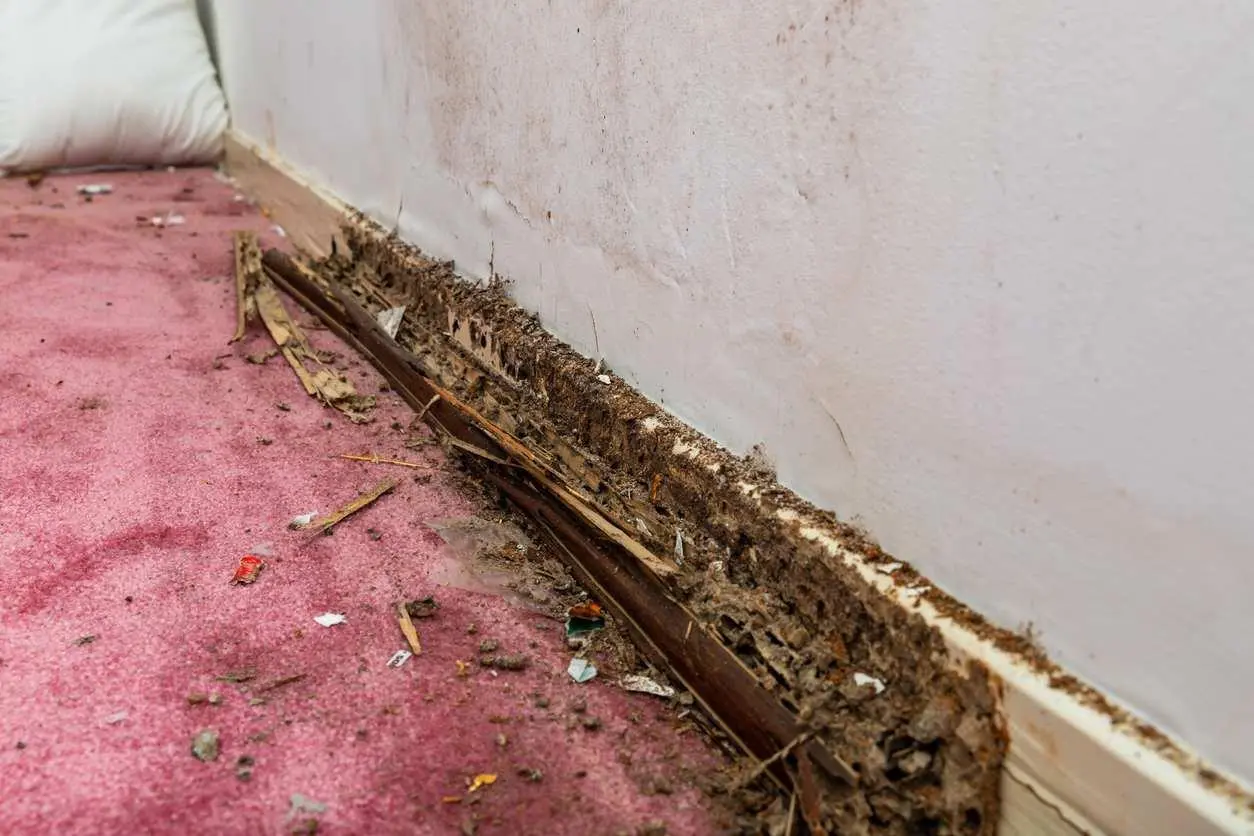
[230,230,262,342]
[262,248,857,826]
[264,229,1006,834]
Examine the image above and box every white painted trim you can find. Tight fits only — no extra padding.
[223,130,1254,836]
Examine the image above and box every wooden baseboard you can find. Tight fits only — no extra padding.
[223,129,1254,836]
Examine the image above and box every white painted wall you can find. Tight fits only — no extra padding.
[211,0,1254,782]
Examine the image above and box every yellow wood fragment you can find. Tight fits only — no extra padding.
[397,603,422,656]
[468,774,497,793]
[340,454,432,469]
[310,479,397,534]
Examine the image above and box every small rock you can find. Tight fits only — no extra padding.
[478,639,499,653]
[15,741,26,750]
[256,436,273,446]
[73,635,96,646]
[495,733,508,748]
[466,623,478,635]
[517,767,543,783]
[367,528,383,541]
[191,729,220,762]
[236,754,255,781]
[581,716,602,732]
[276,402,291,411]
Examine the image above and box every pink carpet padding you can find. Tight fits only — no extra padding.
[0,170,724,835]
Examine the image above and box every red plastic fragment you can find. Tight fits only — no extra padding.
[231,554,265,585]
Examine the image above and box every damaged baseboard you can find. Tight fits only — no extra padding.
[224,131,1254,836]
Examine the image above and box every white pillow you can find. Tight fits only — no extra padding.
[0,0,227,173]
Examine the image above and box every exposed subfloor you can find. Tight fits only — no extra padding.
[0,170,726,835]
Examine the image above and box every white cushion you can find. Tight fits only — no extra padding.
[0,0,227,172]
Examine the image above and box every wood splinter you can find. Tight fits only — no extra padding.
[397,604,423,656]
[308,478,397,534]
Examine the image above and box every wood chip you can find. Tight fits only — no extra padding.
[310,479,397,534]
[397,603,423,656]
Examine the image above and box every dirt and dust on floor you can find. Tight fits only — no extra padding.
[0,169,737,836]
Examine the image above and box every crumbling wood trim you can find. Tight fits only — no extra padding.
[225,132,1254,835]
[261,247,857,810]
[230,230,262,342]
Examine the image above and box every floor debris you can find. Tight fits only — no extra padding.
[566,601,605,638]
[480,654,529,671]
[467,774,497,793]
[186,692,223,706]
[308,479,397,534]
[396,603,423,656]
[73,634,96,646]
[386,650,412,668]
[234,236,375,421]
[288,511,317,528]
[149,211,185,227]
[339,453,431,469]
[404,596,439,619]
[255,674,307,693]
[103,710,128,725]
[568,658,598,683]
[215,668,257,683]
[852,672,887,695]
[314,613,347,627]
[230,554,265,585]
[191,729,220,762]
[235,755,255,782]
[620,675,676,699]
[375,305,406,339]
[76,184,113,196]
[288,794,327,817]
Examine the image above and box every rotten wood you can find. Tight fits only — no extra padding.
[261,248,858,807]
[231,230,262,342]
